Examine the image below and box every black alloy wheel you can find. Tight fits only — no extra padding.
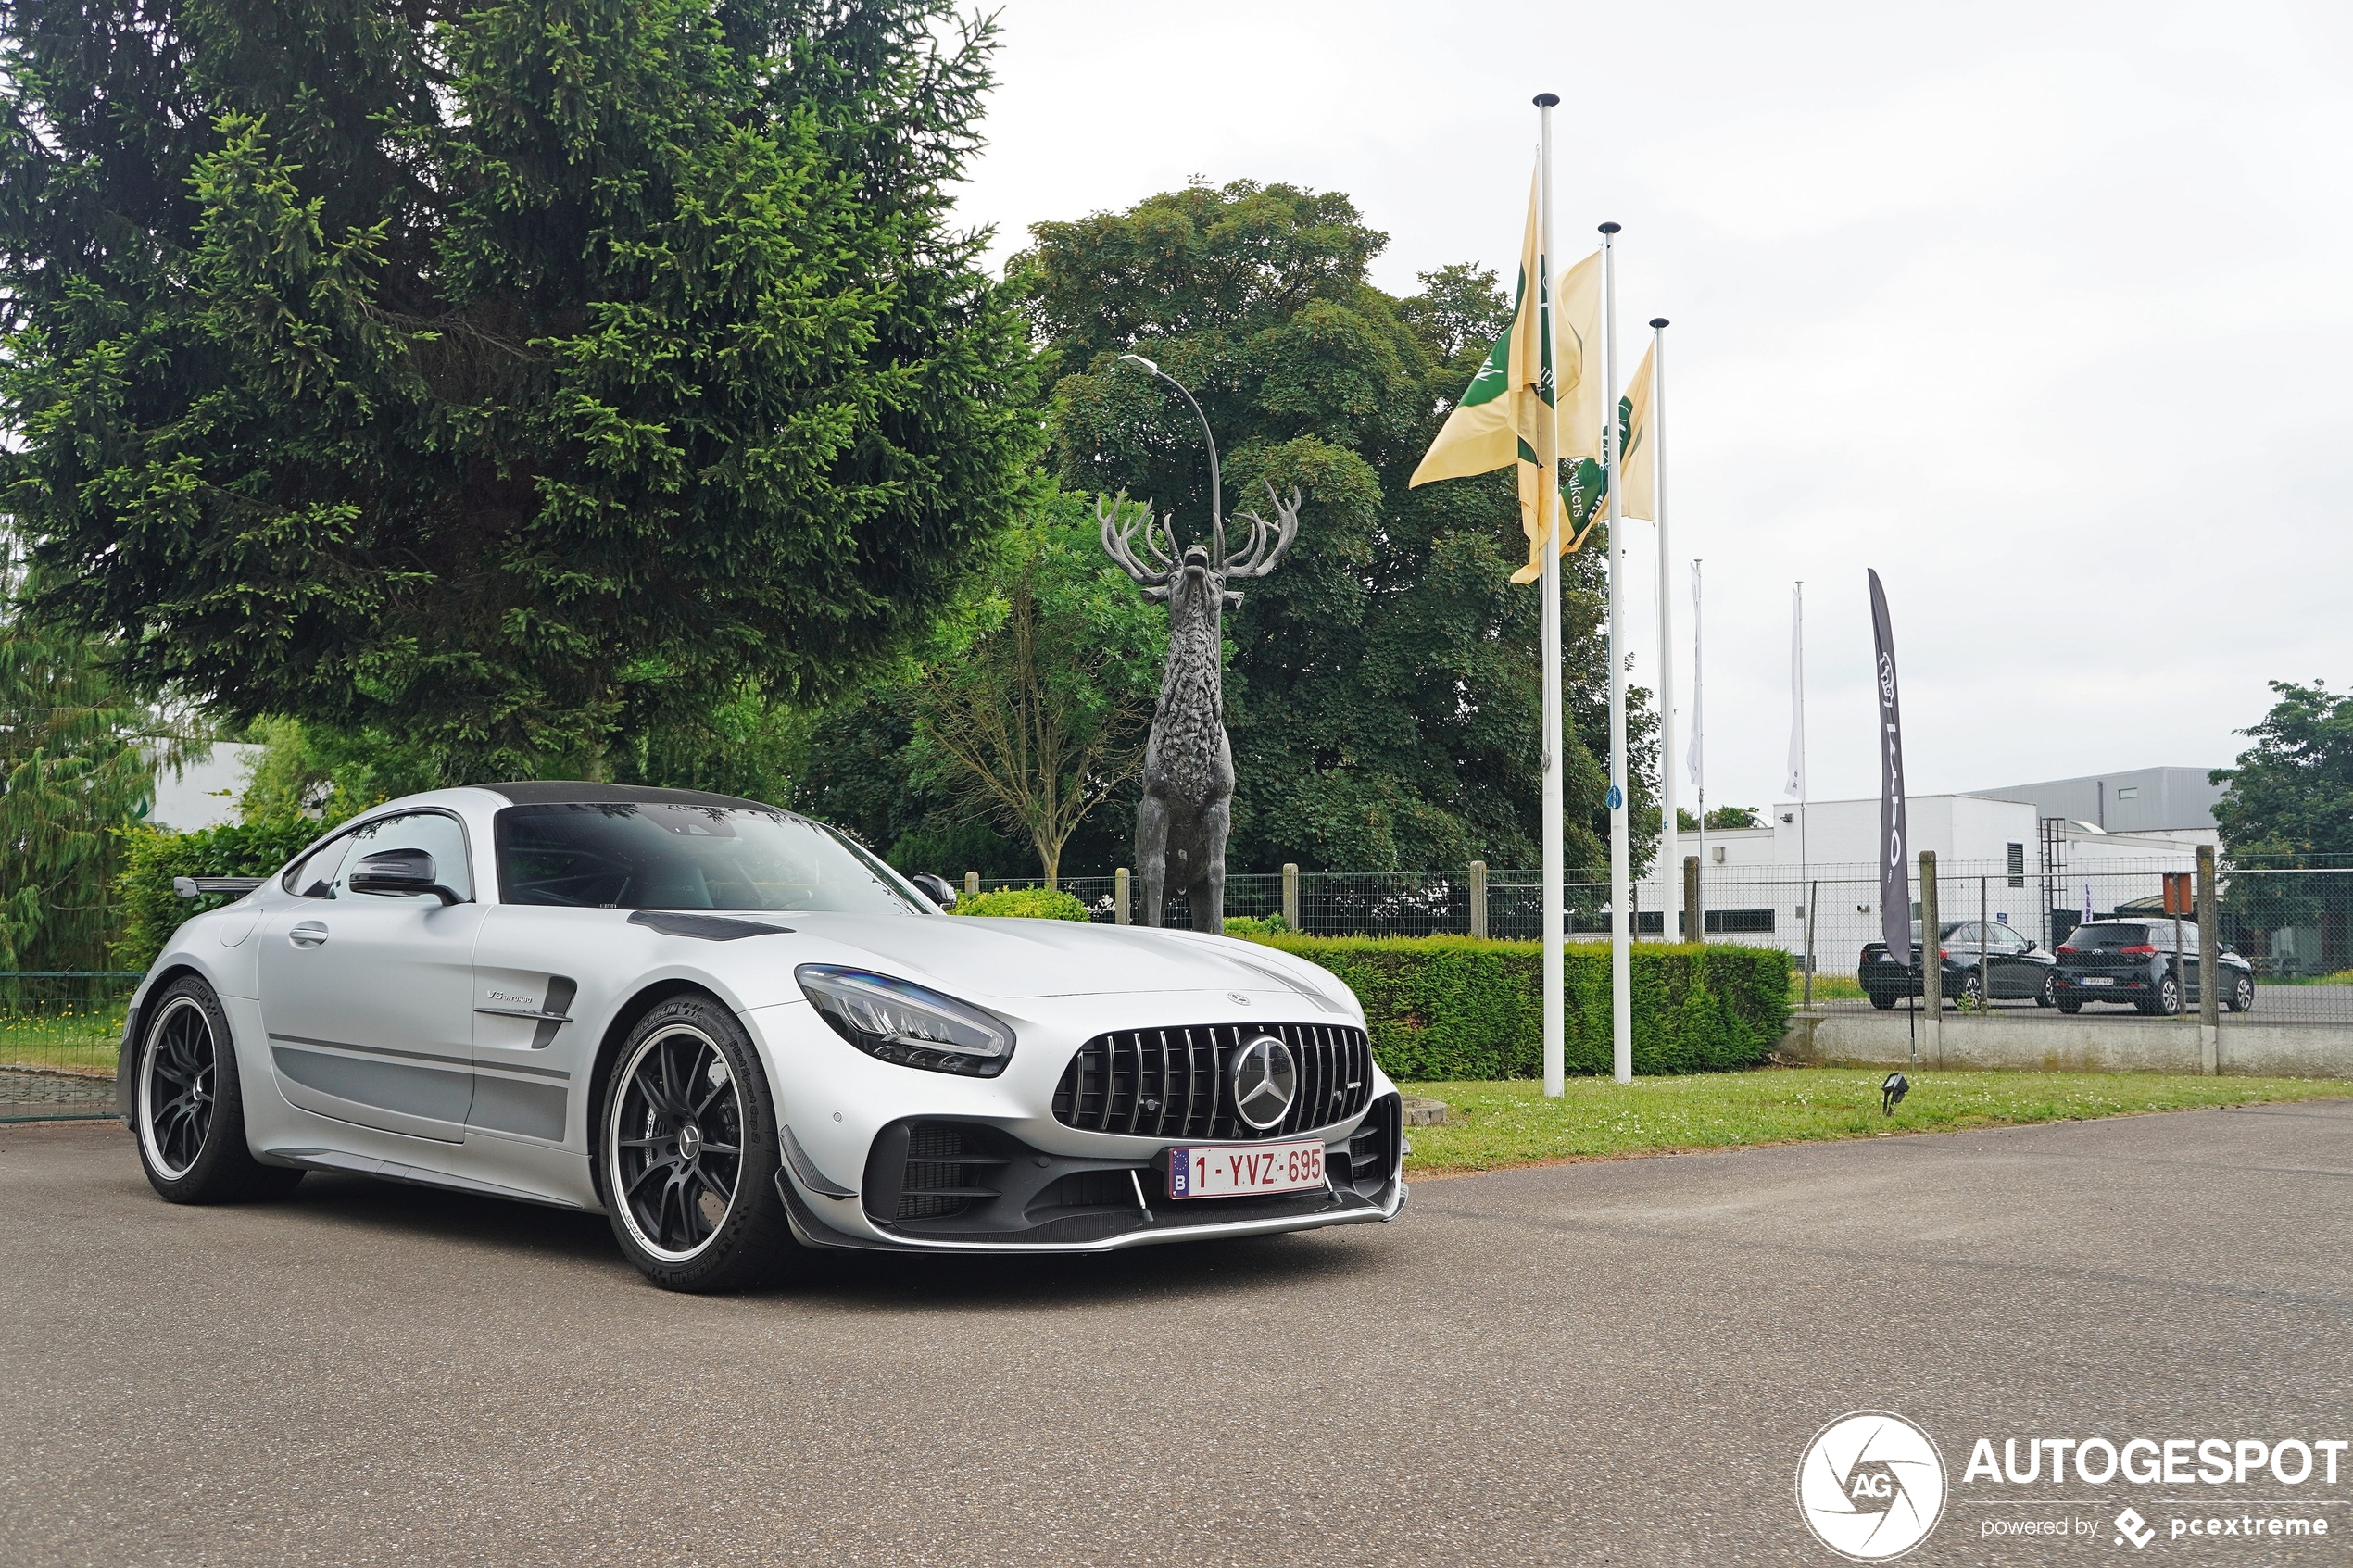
[142,994,215,1178]
[599,993,798,1292]
[2143,973,2183,1016]
[2037,970,2058,1009]
[1958,971,1985,1010]
[2057,994,2082,1014]
[133,974,303,1203]
[612,1022,744,1258]
[2230,972,2255,1013]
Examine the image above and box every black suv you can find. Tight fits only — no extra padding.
[2052,921,2255,1014]
[1859,920,2058,1010]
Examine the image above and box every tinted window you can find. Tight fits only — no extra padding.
[335,812,474,902]
[496,803,924,914]
[2068,923,2149,949]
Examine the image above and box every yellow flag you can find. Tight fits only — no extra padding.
[1554,250,1602,465]
[1617,339,1655,521]
[1410,169,1572,585]
[1408,170,1549,490]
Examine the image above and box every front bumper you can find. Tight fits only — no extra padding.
[776,1092,1408,1255]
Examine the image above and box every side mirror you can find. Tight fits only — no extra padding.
[2022,941,2037,953]
[910,872,959,910]
[347,848,464,905]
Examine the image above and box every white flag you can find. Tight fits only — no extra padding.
[1785,583,1806,800]
[1687,561,1704,790]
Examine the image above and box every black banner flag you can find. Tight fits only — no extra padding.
[1869,570,1910,958]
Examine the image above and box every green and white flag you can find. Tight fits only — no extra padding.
[1409,174,1604,584]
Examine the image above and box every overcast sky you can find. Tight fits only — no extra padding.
[950,0,2353,813]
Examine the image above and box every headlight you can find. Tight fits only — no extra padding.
[794,965,1013,1077]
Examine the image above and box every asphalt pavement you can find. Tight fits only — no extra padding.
[4,1102,2349,1567]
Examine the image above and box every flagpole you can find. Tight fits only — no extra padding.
[1691,558,1704,939]
[1534,94,1566,1098]
[1649,317,1675,945]
[1600,220,1631,1085]
[1793,582,1810,1004]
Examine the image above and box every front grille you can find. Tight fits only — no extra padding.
[1051,1022,1374,1141]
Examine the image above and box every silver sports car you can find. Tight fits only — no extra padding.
[120,784,1405,1290]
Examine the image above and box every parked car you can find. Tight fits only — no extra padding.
[118,784,1405,1292]
[1859,920,2058,1010]
[2051,920,2256,1014]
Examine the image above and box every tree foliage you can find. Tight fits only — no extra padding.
[2212,681,2353,941]
[1015,180,1655,874]
[913,487,1164,884]
[0,0,1036,778]
[0,589,161,971]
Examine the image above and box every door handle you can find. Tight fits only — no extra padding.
[288,922,329,947]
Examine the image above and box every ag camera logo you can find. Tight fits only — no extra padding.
[1796,1411,1948,1561]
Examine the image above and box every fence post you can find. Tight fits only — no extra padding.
[1282,863,1300,932]
[1682,856,1701,943]
[1920,850,1942,1069]
[963,871,979,901]
[1469,860,1489,939]
[1805,879,1818,1009]
[2197,846,2219,1072]
[1115,867,1131,927]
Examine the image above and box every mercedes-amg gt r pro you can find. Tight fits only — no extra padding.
[119,784,1405,1290]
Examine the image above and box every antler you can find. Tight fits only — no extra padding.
[1223,483,1302,579]
[1098,491,1176,600]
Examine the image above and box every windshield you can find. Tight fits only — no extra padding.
[2067,923,2150,948]
[494,803,927,915]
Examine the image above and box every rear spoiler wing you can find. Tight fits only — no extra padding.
[172,876,267,899]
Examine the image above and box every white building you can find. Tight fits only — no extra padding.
[147,742,260,833]
[1660,789,2208,963]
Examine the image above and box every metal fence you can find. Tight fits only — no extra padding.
[0,972,136,1122]
[979,855,2353,1026]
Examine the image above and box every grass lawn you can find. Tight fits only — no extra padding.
[1798,972,1867,1001]
[0,1014,124,1076]
[1400,1069,2353,1176]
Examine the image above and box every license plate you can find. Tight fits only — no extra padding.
[2082,976,2113,986]
[1167,1138,1326,1199]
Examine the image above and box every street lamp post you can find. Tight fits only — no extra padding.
[1118,354,1223,530]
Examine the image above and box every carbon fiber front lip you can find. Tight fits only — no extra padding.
[774,1163,1406,1255]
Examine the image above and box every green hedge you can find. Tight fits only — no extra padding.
[1240,935,1793,1079]
[950,885,1091,921]
[115,818,325,972]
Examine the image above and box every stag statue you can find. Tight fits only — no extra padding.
[1100,482,1300,933]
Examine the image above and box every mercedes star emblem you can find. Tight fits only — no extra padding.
[1230,1035,1299,1131]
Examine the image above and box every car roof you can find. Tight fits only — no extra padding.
[475,781,785,813]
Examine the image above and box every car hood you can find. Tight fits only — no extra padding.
[783,913,1354,1008]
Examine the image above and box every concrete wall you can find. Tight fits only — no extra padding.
[1780,1011,2352,1079]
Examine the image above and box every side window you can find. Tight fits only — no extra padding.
[283,835,354,898]
[334,812,474,902]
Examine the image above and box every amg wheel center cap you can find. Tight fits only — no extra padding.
[1231,1035,1299,1131]
[676,1123,703,1160]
